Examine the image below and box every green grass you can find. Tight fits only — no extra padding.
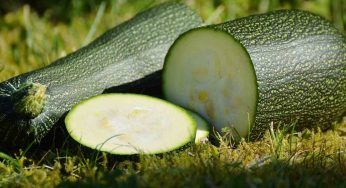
[0,125,345,187]
[0,0,345,187]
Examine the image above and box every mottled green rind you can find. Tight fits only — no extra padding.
[212,10,346,139]
[0,3,202,148]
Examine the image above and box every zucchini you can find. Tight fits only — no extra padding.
[163,10,345,140]
[0,3,202,148]
[188,111,210,144]
[65,94,196,155]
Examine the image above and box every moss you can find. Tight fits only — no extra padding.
[0,124,344,187]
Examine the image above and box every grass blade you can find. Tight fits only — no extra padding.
[0,151,22,171]
[83,1,107,45]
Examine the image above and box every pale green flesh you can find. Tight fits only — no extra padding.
[188,111,210,144]
[163,28,257,138]
[65,94,196,155]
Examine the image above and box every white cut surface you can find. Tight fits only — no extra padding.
[65,94,196,155]
[188,111,210,144]
[163,28,257,138]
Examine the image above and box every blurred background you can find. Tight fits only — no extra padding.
[0,0,345,81]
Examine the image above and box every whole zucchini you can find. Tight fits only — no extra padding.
[0,3,202,148]
[163,10,345,140]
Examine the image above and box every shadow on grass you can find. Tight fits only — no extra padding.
[55,143,345,188]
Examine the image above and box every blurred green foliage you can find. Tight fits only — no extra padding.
[0,0,344,82]
[0,0,344,81]
[0,0,345,29]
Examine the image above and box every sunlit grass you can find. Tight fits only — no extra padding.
[0,0,345,187]
[0,124,345,187]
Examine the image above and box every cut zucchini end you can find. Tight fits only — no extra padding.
[163,27,258,139]
[65,94,197,155]
[188,111,210,144]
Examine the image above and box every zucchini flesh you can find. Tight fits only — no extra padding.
[65,94,196,155]
[0,3,202,148]
[163,28,257,139]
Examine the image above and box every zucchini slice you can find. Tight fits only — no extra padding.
[65,94,196,155]
[188,111,210,144]
[163,28,257,139]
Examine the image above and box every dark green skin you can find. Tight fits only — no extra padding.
[0,3,202,148]
[213,10,345,139]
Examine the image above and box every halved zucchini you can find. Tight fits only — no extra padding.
[65,94,196,155]
[163,28,257,139]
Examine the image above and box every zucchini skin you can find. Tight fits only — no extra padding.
[213,10,345,139]
[0,3,202,148]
